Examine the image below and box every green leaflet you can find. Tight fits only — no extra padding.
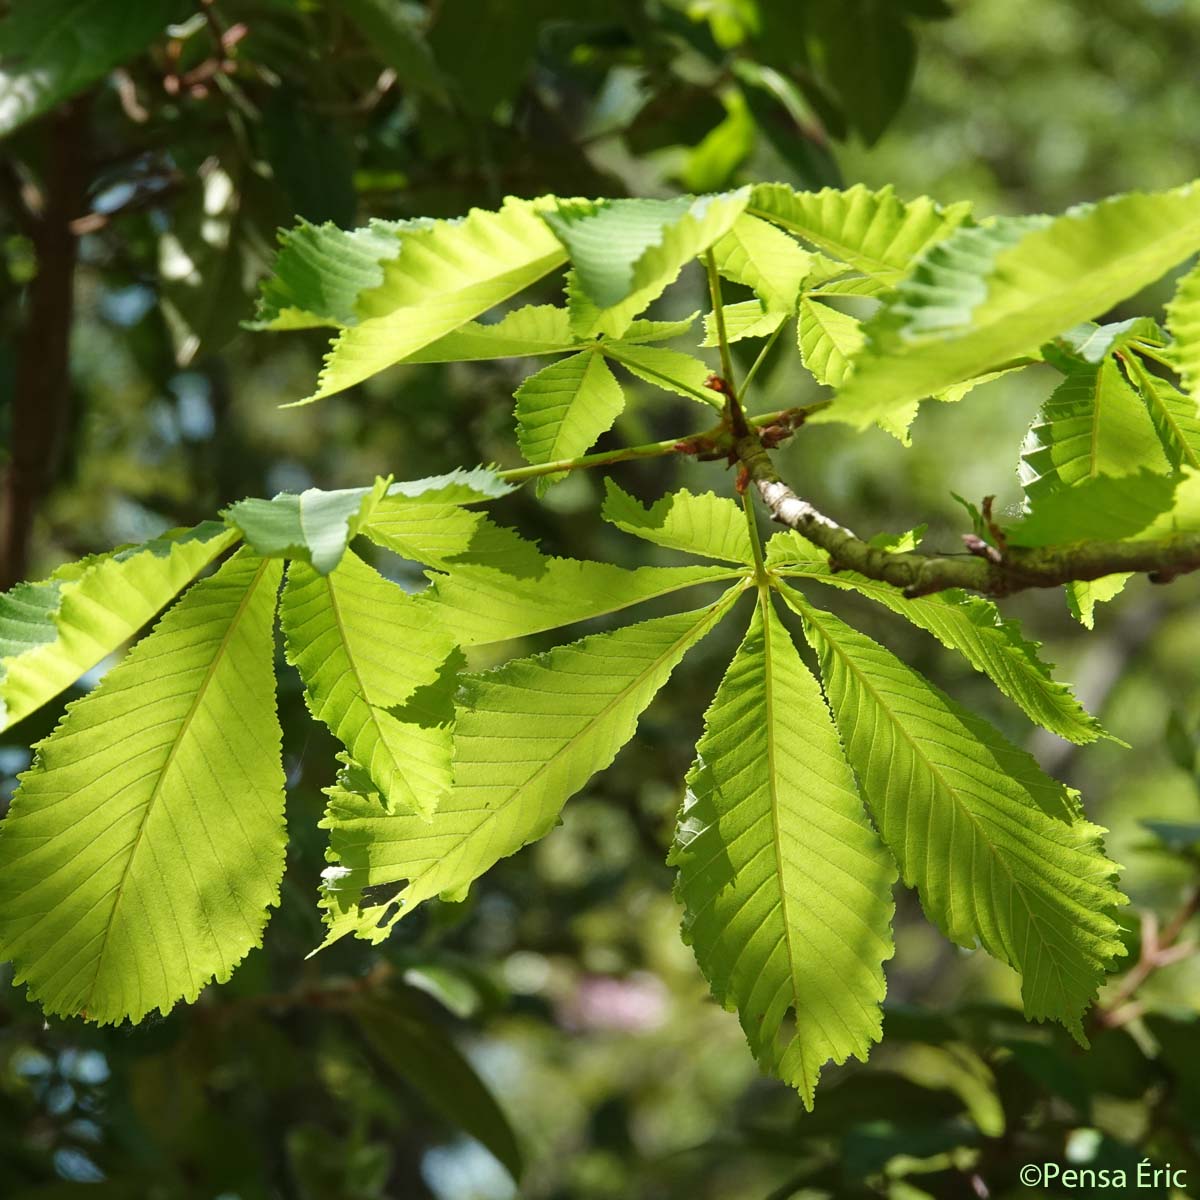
[603,343,719,407]
[362,504,543,576]
[545,196,692,307]
[249,219,412,330]
[1135,373,1200,472]
[702,300,786,346]
[1067,576,1132,630]
[0,521,237,732]
[1138,467,1200,536]
[224,478,390,575]
[824,185,1200,429]
[766,532,1105,745]
[0,0,181,136]
[354,995,523,1181]
[280,553,459,818]
[416,554,743,646]
[783,588,1126,1041]
[1050,317,1166,367]
[602,481,752,565]
[399,304,579,361]
[0,551,287,1024]
[672,596,896,1108]
[748,183,972,285]
[551,191,751,337]
[798,297,865,388]
[709,213,813,310]
[1020,359,1169,500]
[1166,258,1200,400]
[383,467,515,505]
[1007,471,1180,547]
[302,199,568,402]
[351,469,532,572]
[337,0,444,98]
[319,594,740,945]
[1018,357,1170,624]
[515,351,625,491]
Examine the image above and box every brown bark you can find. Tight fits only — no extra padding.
[2,98,91,588]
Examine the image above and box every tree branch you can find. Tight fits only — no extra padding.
[497,403,820,483]
[1093,887,1200,1030]
[2,98,91,588]
[732,423,1200,599]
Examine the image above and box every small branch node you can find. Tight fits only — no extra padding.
[963,533,1003,564]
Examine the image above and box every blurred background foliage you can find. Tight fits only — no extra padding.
[2,1,1200,1197]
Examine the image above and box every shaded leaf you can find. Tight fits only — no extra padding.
[355,993,522,1179]
[1020,359,1169,500]
[1007,470,1179,547]
[0,0,180,136]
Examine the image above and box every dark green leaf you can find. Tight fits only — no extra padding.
[0,0,182,136]
[355,993,523,1180]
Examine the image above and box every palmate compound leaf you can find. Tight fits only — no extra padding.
[0,550,287,1025]
[280,552,460,818]
[318,591,742,945]
[671,594,896,1108]
[302,198,568,402]
[824,184,1200,431]
[747,183,972,285]
[765,531,1105,745]
[548,190,751,338]
[780,586,1127,1039]
[0,521,238,732]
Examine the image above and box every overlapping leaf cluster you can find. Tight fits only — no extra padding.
[4,177,1200,1108]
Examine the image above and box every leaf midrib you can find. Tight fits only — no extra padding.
[86,557,273,1005]
[746,206,903,283]
[402,586,745,901]
[758,588,808,1094]
[789,590,1073,1011]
